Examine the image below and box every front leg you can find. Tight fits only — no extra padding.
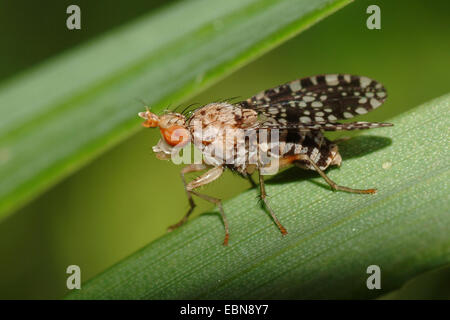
[169,165,229,245]
[167,164,207,232]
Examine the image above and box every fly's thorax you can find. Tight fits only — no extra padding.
[186,104,306,170]
[187,103,258,148]
[187,103,258,131]
[186,103,259,166]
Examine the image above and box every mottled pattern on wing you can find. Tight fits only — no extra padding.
[256,121,393,131]
[237,74,391,131]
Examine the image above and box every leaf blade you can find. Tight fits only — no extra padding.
[67,94,450,299]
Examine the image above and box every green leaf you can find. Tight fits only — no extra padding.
[67,94,450,299]
[0,0,351,220]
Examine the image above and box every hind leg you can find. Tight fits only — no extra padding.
[295,154,376,194]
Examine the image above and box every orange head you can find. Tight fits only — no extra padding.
[138,108,191,148]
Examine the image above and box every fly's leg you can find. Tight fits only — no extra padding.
[167,164,206,232]
[296,154,376,194]
[189,190,229,246]
[168,165,230,245]
[258,169,288,236]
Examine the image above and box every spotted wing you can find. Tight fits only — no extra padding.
[237,74,392,131]
[255,121,392,131]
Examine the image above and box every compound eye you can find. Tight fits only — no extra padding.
[161,125,190,147]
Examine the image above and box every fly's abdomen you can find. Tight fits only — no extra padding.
[292,132,341,171]
[259,130,341,172]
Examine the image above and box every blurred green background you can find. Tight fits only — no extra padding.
[0,0,449,299]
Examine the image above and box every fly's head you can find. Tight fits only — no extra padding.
[138,108,191,160]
